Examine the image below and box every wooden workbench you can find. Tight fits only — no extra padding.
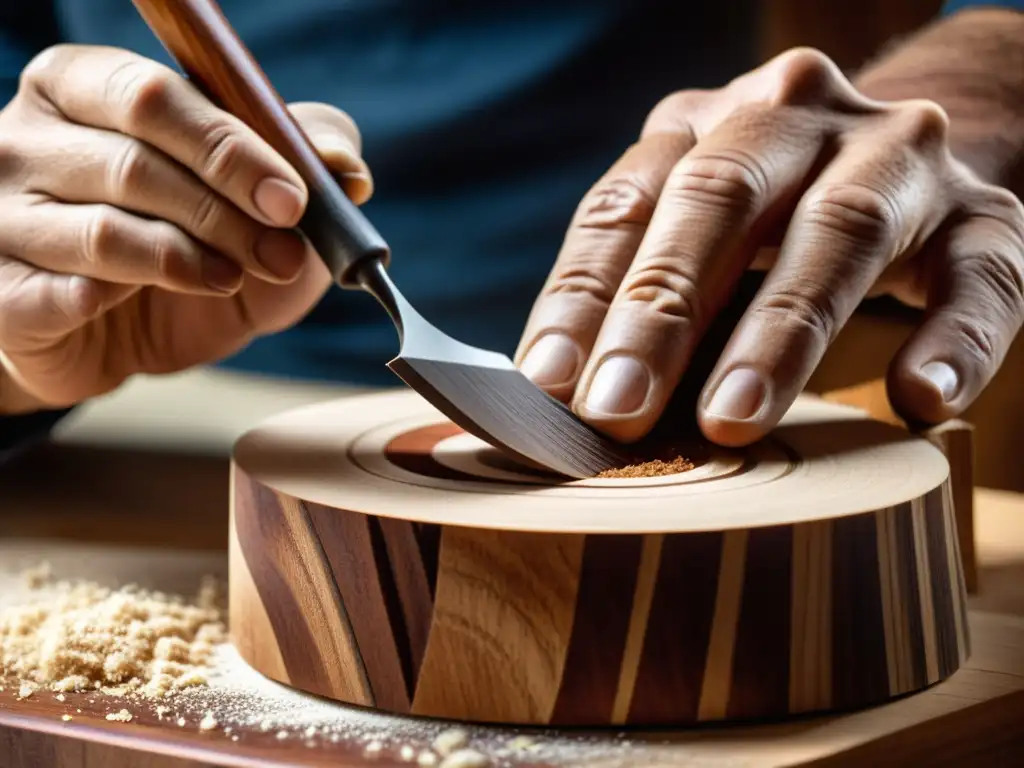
[2,370,1023,767]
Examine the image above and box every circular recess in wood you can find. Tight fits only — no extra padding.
[229,390,971,727]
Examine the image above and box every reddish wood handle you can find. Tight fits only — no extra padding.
[130,0,390,286]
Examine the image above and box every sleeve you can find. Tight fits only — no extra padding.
[942,0,1024,13]
[0,3,61,107]
[0,407,74,464]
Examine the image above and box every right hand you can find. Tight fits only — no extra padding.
[0,45,373,414]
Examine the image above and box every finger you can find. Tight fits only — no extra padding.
[289,102,374,205]
[514,130,695,402]
[26,125,307,284]
[571,107,828,442]
[698,103,951,446]
[0,196,245,295]
[886,198,1024,424]
[0,254,135,352]
[22,45,308,229]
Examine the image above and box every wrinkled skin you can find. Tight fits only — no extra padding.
[0,44,371,413]
[516,48,1024,447]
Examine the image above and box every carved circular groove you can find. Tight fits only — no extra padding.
[229,390,970,727]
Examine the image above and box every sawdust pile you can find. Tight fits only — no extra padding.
[0,562,226,698]
[596,455,695,479]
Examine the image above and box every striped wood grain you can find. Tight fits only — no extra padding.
[230,470,969,726]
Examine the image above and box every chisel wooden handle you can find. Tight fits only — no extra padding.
[130,0,389,288]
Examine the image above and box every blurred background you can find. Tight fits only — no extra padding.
[8,0,1024,553]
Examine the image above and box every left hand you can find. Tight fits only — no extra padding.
[515,47,1024,446]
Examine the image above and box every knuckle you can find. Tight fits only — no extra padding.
[107,140,150,200]
[544,258,621,307]
[888,99,949,150]
[18,45,66,91]
[801,182,899,250]
[188,188,225,236]
[642,90,705,136]
[767,47,840,106]
[84,207,123,265]
[947,311,1001,368]
[149,222,193,282]
[109,61,176,133]
[666,148,769,217]
[197,124,246,182]
[978,185,1024,228]
[576,174,657,228]
[962,248,1024,320]
[619,258,704,325]
[757,287,837,344]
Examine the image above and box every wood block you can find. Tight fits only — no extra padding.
[228,390,969,726]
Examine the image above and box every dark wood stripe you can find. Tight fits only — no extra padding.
[924,488,959,679]
[728,524,793,719]
[893,502,927,690]
[831,512,888,710]
[376,517,436,692]
[232,470,343,699]
[413,522,441,599]
[304,501,411,712]
[384,423,478,482]
[549,535,643,725]
[627,531,723,724]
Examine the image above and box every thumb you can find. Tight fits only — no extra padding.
[288,102,374,205]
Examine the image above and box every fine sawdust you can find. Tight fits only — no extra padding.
[0,561,225,698]
[1,560,652,766]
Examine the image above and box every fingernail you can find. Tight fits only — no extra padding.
[584,356,650,416]
[705,367,768,421]
[253,178,305,227]
[202,255,242,293]
[254,229,307,281]
[920,361,959,402]
[520,334,582,387]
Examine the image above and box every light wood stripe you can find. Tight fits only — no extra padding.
[876,507,900,696]
[911,497,940,684]
[227,500,291,685]
[940,483,969,664]
[889,507,913,694]
[610,534,664,724]
[278,494,374,704]
[789,520,833,712]
[697,530,748,721]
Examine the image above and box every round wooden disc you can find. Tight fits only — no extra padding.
[229,391,970,727]
[232,390,949,533]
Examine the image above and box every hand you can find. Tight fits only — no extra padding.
[515,47,1024,446]
[0,45,371,413]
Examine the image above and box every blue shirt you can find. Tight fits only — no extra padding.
[0,0,1020,455]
